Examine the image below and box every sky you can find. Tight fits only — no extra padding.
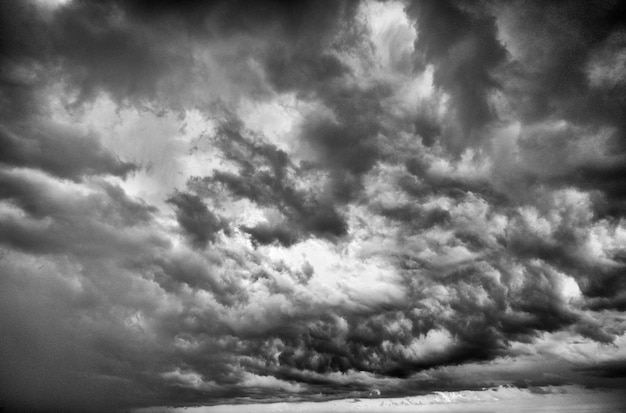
[1,0,626,412]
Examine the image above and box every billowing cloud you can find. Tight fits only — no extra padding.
[1,0,626,412]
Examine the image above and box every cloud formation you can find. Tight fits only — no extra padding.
[1,0,626,412]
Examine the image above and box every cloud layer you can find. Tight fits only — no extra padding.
[1,0,626,412]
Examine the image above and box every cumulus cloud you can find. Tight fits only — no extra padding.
[1,0,626,412]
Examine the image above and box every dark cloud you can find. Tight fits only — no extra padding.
[188,121,349,245]
[51,1,174,105]
[1,0,626,411]
[0,123,136,181]
[0,0,362,111]
[241,222,298,247]
[0,171,164,257]
[167,191,229,247]
[300,84,392,177]
[406,0,507,152]
[484,0,626,217]
[403,156,507,206]
[578,360,626,379]
[0,172,155,250]
[495,0,626,124]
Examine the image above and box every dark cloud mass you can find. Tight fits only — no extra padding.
[167,191,228,247]
[1,0,626,412]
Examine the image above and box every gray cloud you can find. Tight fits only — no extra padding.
[1,0,626,412]
[167,191,229,247]
[188,121,349,245]
[0,123,136,181]
[406,0,508,152]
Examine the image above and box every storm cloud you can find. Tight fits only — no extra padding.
[1,0,626,412]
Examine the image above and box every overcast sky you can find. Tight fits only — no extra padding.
[1,0,626,412]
